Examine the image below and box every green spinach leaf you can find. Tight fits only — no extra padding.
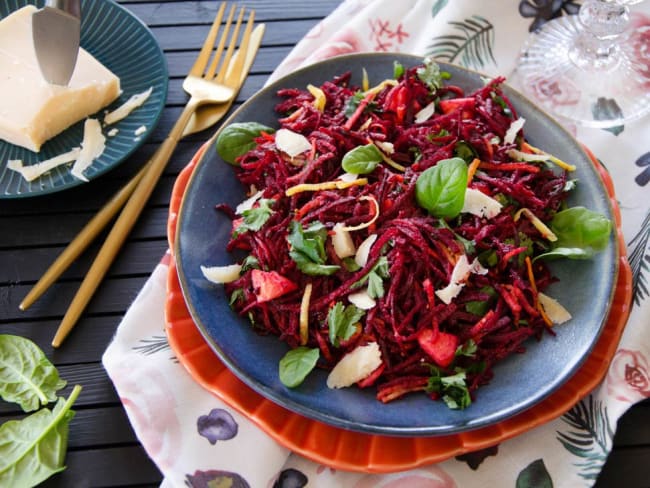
[415,157,468,218]
[0,385,81,487]
[341,143,383,174]
[0,335,66,412]
[328,302,365,347]
[215,122,275,165]
[536,206,612,261]
[279,347,319,387]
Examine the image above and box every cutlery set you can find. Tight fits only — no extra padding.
[20,3,264,347]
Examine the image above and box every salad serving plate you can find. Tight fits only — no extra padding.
[0,0,168,198]
[172,53,622,437]
[165,139,631,472]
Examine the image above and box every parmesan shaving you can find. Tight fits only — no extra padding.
[327,342,382,389]
[299,283,313,345]
[355,233,377,268]
[71,118,106,181]
[435,255,487,305]
[7,148,80,182]
[414,101,435,123]
[332,223,356,258]
[134,125,147,136]
[235,189,264,215]
[275,128,311,158]
[348,289,376,310]
[201,263,242,284]
[504,117,525,144]
[538,292,572,324]
[104,86,153,125]
[461,188,503,219]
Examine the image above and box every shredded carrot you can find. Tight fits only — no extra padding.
[467,157,481,184]
[525,256,553,327]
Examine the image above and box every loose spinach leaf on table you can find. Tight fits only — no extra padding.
[0,334,66,412]
[0,385,82,488]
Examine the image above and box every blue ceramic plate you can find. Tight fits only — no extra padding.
[175,53,618,436]
[0,0,168,198]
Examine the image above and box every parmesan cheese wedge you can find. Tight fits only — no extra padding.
[327,342,382,388]
[0,6,120,152]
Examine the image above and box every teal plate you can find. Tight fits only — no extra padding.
[0,0,168,198]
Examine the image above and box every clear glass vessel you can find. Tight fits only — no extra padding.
[515,0,650,129]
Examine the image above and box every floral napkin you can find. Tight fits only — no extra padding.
[103,1,650,486]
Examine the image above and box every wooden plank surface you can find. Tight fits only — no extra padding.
[0,1,648,487]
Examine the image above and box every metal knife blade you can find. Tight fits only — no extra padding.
[32,0,81,86]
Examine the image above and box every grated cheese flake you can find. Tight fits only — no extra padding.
[348,288,376,310]
[275,128,312,158]
[201,263,242,284]
[355,233,377,268]
[104,87,153,125]
[414,101,436,123]
[504,117,526,144]
[7,148,80,182]
[538,292,572,324]
[332,223,356,258]
[299,283,313,345]
[461,187,503,219]
[235,189,264,215]
[71,118,106,181]
[327,342,382,388]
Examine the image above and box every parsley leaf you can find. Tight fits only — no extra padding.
[233,199,275,237]
[426,366,472,410]
[352,256,390,299]
[328,302,365,347]
[416,57,451,91]
[287,220,340,276]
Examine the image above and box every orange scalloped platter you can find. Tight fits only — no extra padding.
[165,135,632,472]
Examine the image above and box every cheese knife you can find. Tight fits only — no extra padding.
[32,0,81,86]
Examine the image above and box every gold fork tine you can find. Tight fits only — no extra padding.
[222,10,254,85]
[189,2,227,77]
[208,5,243,80]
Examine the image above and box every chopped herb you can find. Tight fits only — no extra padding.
[234,199,275,237]
[288,220,340,275]
[328,302,365,346]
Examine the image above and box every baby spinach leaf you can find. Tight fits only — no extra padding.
[536,206,612,260]
[328,302,365,347]
[215,122,275,165]
[279,347,319,388]
[287,221,340,275]
[415,157,468,218]
[0,335,66,412]
[0,384,81,487]
[341,143,383,174]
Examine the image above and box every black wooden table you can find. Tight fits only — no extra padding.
[1,1,648,486]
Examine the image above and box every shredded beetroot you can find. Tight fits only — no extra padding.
[219,61,570,407]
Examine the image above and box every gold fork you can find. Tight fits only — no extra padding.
[19,22,264,312]
[48,4,257,347]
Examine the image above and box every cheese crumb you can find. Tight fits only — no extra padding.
[134,125,147,136]
[201,264,242,284]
